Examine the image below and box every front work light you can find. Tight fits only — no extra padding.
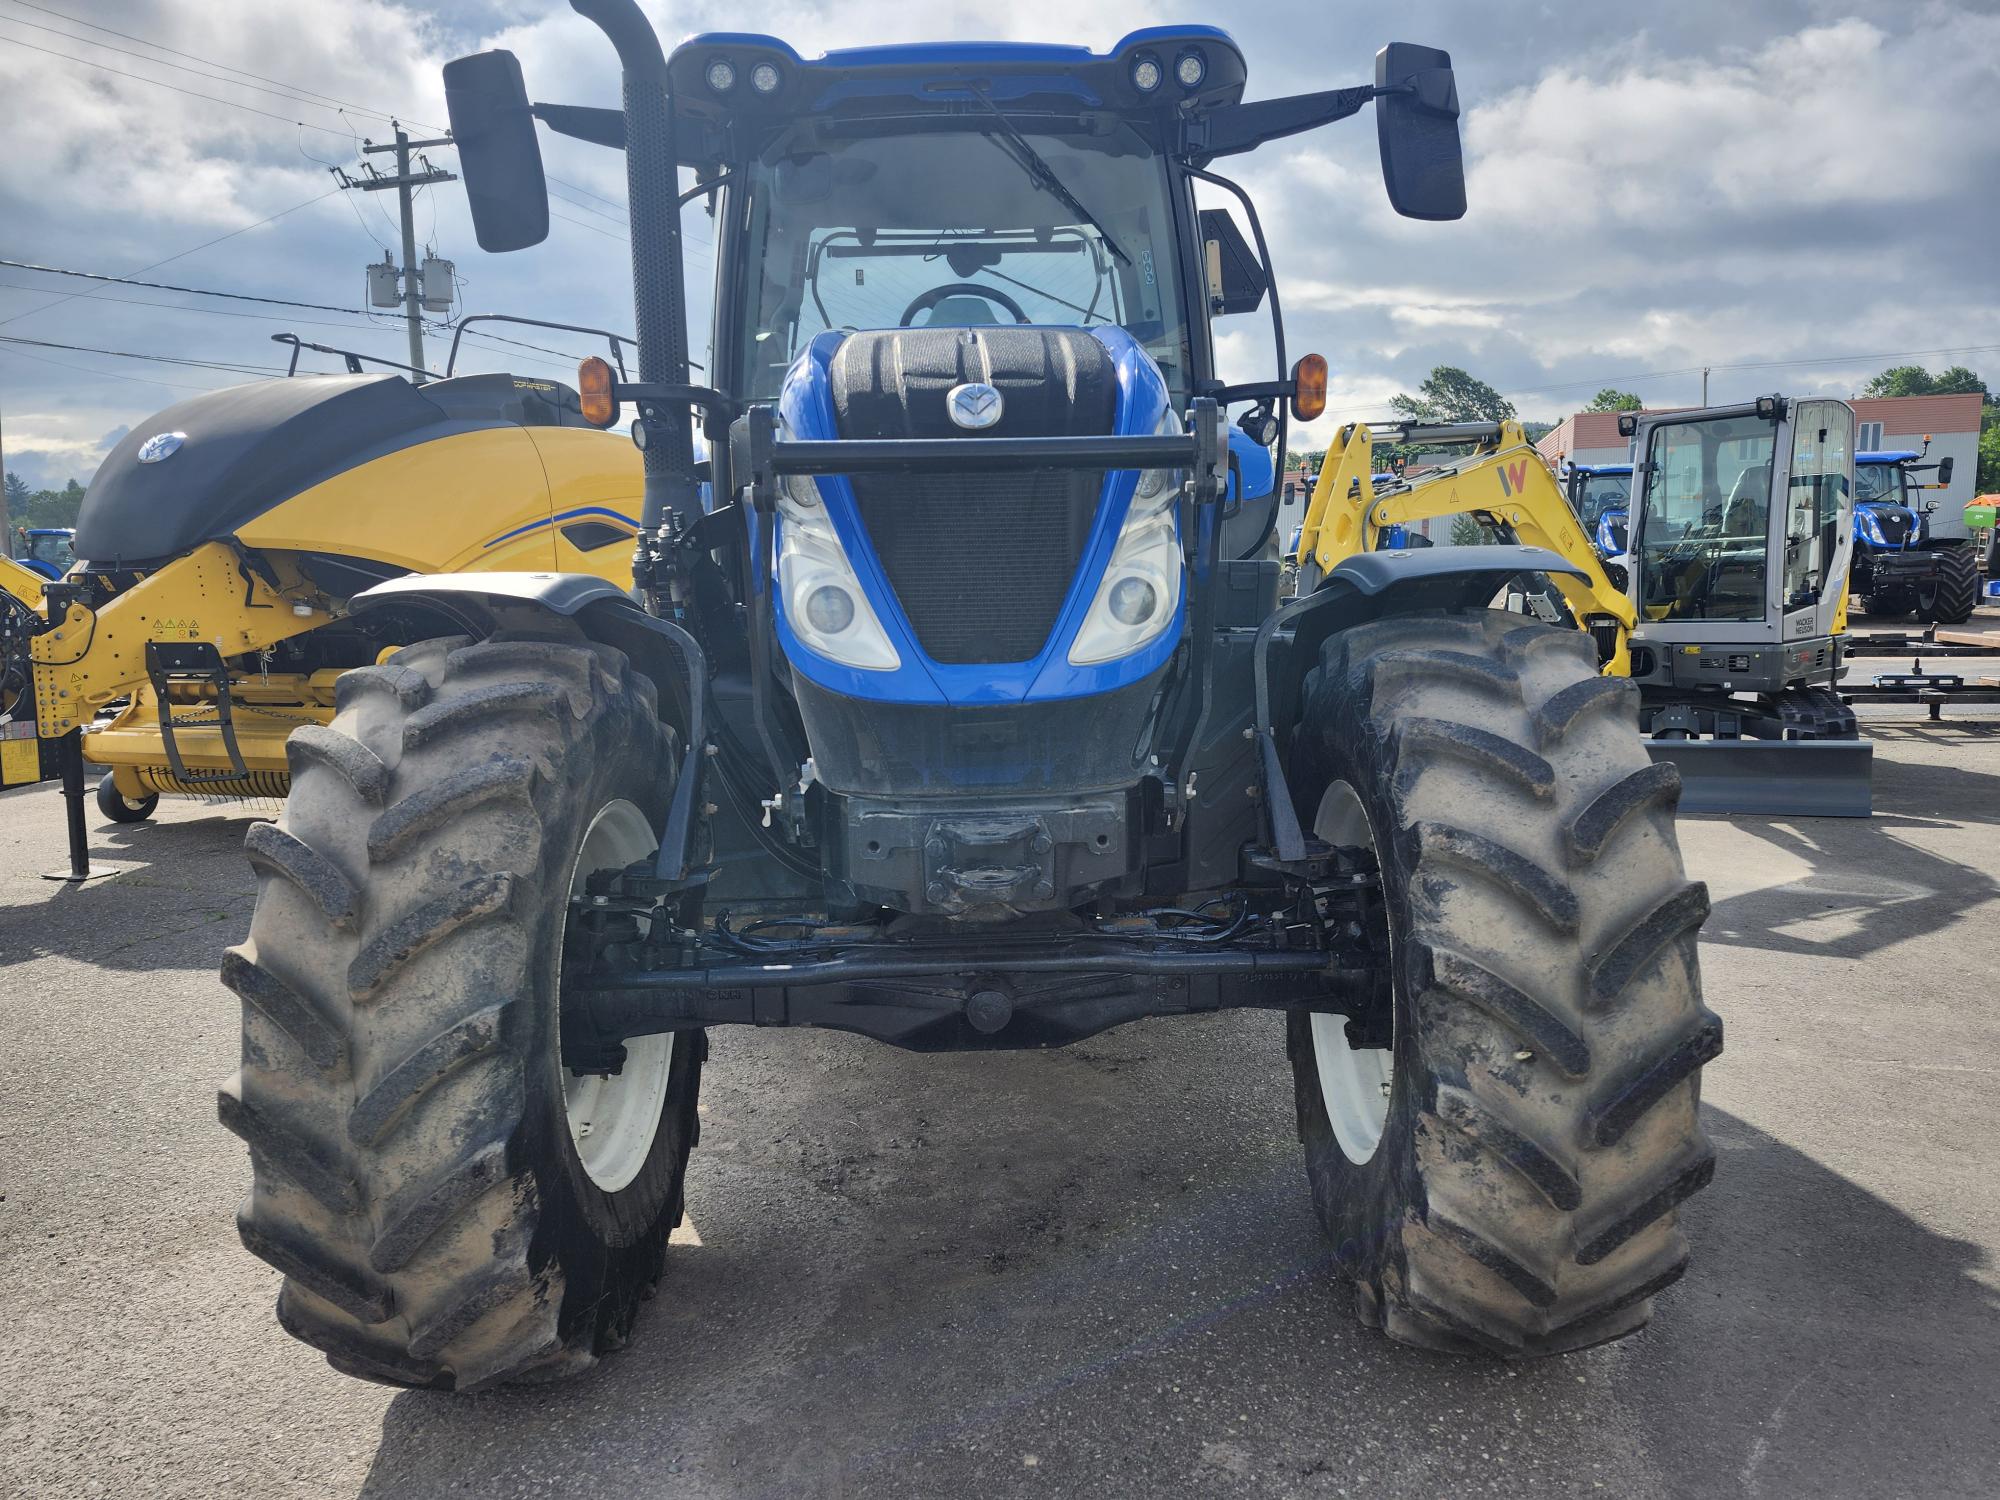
[751,61,782,94]
[1291,354,1328,422]
[578,355,617,427]
[706,58,737,93]
[1131,56,1163,92]
[1176,51,1206,89]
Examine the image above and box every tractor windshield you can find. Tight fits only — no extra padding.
[25,532,73,572]
[1574,472,1630,522]
[1854,462,1905,506]
[1637,413,1778,622]
[736,122,1190,400]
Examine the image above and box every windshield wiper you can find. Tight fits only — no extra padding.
[965,86,1132,266]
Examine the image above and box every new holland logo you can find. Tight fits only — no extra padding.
[946,382,1003,431]
[137,431,186,463]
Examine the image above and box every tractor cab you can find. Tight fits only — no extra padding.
[15,527,74,580]
[1564,462,1632,560]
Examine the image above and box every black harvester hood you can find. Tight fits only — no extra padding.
[75,372,583,569]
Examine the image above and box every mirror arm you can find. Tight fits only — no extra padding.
[1185,83,1381,160]
[533,102,625,149]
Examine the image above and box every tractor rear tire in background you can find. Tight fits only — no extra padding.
[1916,542,1979,625]
[1286,610,1719,1355]
[221,631,702,1390]
[96,771,157,823]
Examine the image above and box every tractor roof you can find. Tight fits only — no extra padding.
[665,28,1248,125]
[1856,450,1922,465]
[1573,463,1633,476]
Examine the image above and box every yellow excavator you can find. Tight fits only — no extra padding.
[1293,399,1867,814]
[1,326,647,875]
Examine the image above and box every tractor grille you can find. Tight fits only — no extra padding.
[1874,510,1915,545]
[852,469,1103,664]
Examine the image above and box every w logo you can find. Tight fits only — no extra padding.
[1497,460,1530,498]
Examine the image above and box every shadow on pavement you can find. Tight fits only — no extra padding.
[1693,755,1999,962]
[0,786,265,972]
[355,1067,1998,1499]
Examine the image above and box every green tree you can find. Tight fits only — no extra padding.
[1390,365,1516,425]
[1584,388,1642,412]
[1860,364,1987,399]
[2,472,27,507]
[1448,513,1487,546]
[1979,405,1999,493]
[18,480,85,529]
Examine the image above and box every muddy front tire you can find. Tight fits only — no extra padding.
[1287,611,1719,1356]
[220,633,701,1390]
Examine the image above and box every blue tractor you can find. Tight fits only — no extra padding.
[220,3,1718,1388]
[13,526,74,580]
[1849,445,1976,623]
[1563,463,1632,566]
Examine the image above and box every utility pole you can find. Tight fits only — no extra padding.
[337,125,455,382]
[1701,366,1710,405]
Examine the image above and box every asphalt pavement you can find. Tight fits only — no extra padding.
[2,712,1997,1499]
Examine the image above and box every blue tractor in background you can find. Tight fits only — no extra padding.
[1564,463,1633,567]
[12,526,74,580]
[1849,445,1976,623]
[219,2,1718,1389]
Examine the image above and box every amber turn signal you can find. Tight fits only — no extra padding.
[1291,353,1328,422]
[578,356,618,428]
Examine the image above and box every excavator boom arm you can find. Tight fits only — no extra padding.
[1297,419,1634,671]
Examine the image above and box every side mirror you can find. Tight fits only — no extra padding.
[1197,208,1268,315]
[443,50,550,253]
[1937,456,1956,486]
[1374,43,1465,221]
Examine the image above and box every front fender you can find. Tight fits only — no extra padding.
[351,570,702,741]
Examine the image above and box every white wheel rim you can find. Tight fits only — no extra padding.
[560,799,675,1193]
[1308,781,1396,1165]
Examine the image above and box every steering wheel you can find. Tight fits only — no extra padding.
[899,283,1031,327]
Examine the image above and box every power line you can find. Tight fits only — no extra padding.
[0,33,333,127]
[0,0,437,129]
[0,258,371,316]
[0,189,342,329]
[0,340,224,395]
[0,334,289,376]
[0,12,373,117]
[0,281,418,334]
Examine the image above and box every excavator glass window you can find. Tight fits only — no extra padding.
[735,124,1191,399]
[1638,413,1779,622]
[1781,399,1853,609]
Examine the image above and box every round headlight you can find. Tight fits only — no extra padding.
[1131,57,1162,93]
[751,61,781,95]
[805,584,856,635]
[1176,51,1206,89]
[1135,468,1174,502]
[706,59,737,93]
[1108,576,1159,626]
[783,473,822,508]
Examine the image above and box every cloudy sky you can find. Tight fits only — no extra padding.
[2,0,1996,489]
